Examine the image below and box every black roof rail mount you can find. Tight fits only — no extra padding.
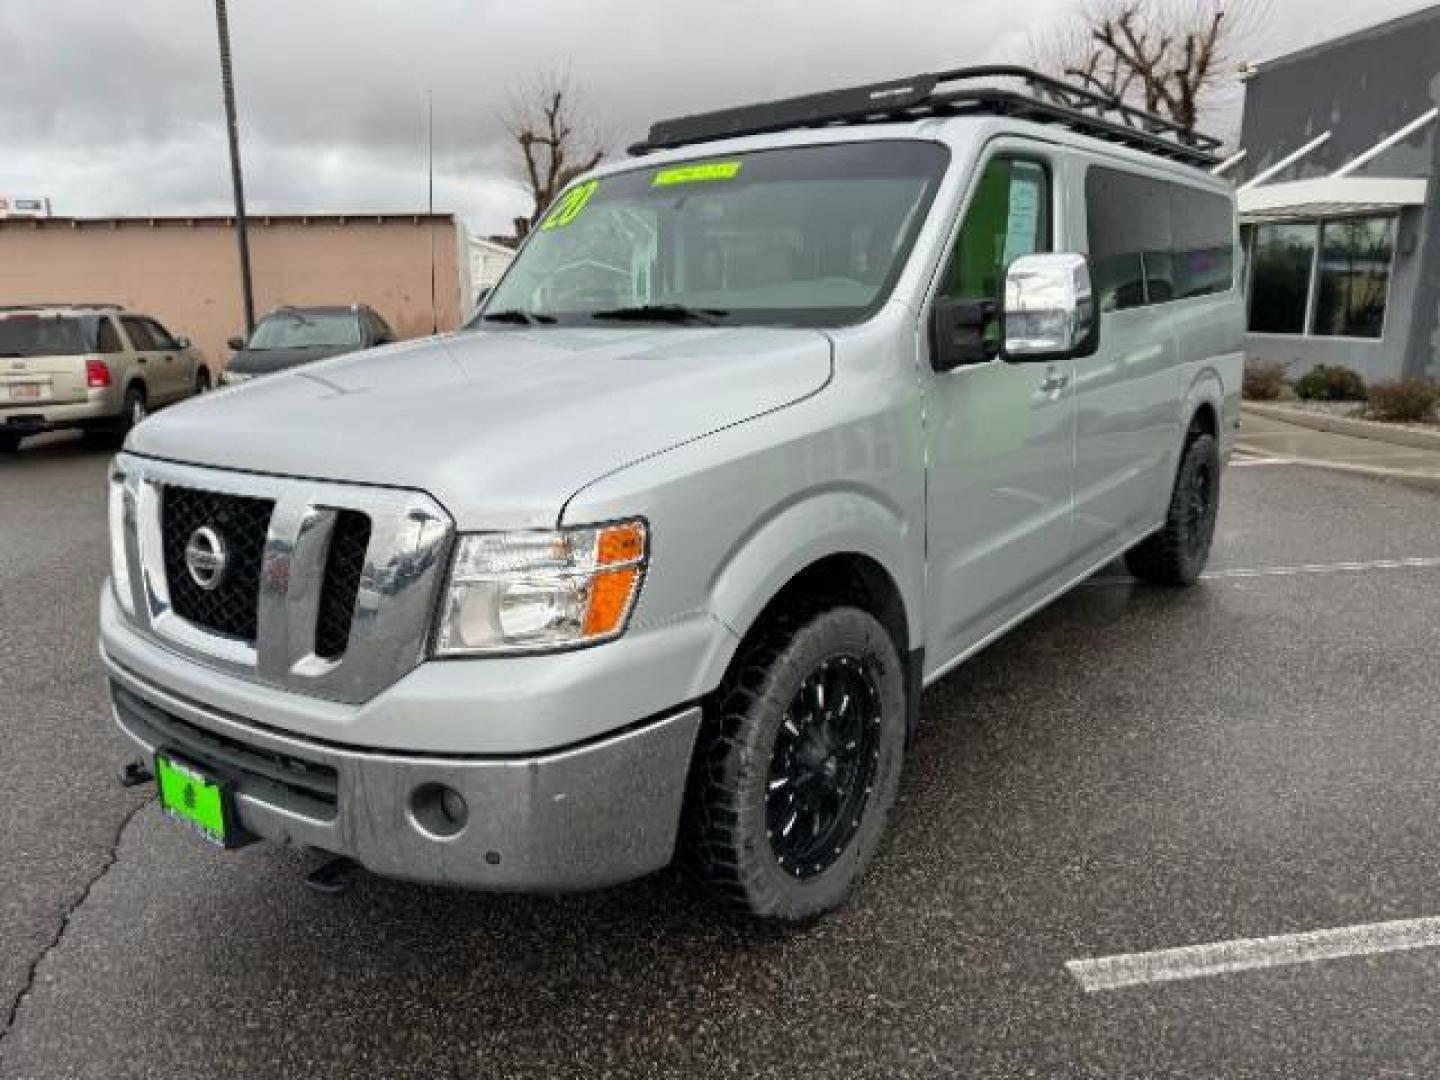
[629,65,1222,168]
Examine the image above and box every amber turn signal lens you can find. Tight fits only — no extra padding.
[584,567,641,637]
[596,521,646,566]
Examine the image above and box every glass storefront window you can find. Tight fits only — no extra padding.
[1246,215,1398,338]
[1313,217,1396,339]
[1248,222,1317,335]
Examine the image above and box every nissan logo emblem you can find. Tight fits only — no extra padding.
[184,525,229,592]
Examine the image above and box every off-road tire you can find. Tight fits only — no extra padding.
[1125,431,1220,587]
[680,605,907,922]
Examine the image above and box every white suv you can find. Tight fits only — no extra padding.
[0,304,211,452]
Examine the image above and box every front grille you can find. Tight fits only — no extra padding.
[161,485,274,643]
[315,511,371,659]
[118,455,454,703]
[112,681,339,820]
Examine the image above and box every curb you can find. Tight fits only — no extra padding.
[1242,403,1440,452]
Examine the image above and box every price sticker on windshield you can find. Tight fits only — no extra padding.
[652,161,743,187]
[542,180,600,230]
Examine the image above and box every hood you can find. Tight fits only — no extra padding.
[227,344,359,376]
[131,327,832,528]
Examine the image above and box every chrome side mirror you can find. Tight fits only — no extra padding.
[1003,253,1098,362]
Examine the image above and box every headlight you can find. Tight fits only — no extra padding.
[221,370,253,385]
[433,519,648,656]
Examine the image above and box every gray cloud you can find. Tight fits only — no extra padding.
[0,0,1433,236]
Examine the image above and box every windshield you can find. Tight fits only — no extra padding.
[484,141,949,328]
[247,312,361,350]
[0,315,88,357]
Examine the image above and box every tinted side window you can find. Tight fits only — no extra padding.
[121,317,154,351]
[96,318,124,354]
[1172,187,1235,299]
[1087,167,1234,311]
[1086,168,1165,312]
[143,318,179,350]
[946,157,1052,301]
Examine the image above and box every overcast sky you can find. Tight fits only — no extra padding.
[1,0,1434,236]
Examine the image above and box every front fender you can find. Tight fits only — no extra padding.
[697,486,924,692]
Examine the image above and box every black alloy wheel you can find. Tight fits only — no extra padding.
[1125,430,1221,586]
[766,655,883,879]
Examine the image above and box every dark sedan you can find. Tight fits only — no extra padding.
[221,305,395,385]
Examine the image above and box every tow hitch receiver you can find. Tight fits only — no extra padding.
[305,856,363,899]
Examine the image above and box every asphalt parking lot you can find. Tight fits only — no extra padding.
[3,433,1439,1078]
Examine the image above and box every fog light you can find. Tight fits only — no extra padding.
[409,783,468,838]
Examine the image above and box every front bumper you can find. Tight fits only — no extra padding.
[107,658,702,891]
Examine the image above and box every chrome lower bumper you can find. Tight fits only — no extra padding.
[107,658,701,892]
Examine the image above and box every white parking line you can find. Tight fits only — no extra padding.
[1202,556,1440,579]
[1067,916,1440,993]
[1089,556,1440,587]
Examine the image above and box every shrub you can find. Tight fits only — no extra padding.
[1293,364,1368,402]
[1365,379,1440,423]
[1243,360,1287,401]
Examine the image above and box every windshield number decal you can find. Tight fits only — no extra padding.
[652,161,743,187]
[542,180,600,231]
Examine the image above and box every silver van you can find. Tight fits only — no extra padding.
[101,68,1243,921]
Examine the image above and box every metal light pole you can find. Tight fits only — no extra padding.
[214,0,255,335]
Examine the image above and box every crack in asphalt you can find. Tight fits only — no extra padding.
[0,796,152,1058]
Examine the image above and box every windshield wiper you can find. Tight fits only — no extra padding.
[590,304,728,326]
[481,309,556,325]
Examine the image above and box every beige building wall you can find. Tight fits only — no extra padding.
[0,214,464,369]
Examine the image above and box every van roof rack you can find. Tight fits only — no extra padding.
[628,65,1222,168]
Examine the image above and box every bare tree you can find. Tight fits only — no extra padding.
[502,70,606,241]
[1036,0,1267,135]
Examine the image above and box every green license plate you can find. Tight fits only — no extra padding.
[155,752,234,847]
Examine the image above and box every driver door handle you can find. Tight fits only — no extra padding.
[1041,371,1070,393]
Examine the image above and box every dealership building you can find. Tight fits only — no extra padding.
[1231,6,1440,383]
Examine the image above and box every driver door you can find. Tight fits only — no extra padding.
[922,150,1078,671]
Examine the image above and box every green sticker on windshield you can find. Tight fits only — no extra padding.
[542,180,599,230]
[652,161,743,187]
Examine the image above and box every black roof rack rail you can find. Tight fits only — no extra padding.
[0,302,124,312]
[629,65,1222,168]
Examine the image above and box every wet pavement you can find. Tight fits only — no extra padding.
[3,432,1439,1078]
